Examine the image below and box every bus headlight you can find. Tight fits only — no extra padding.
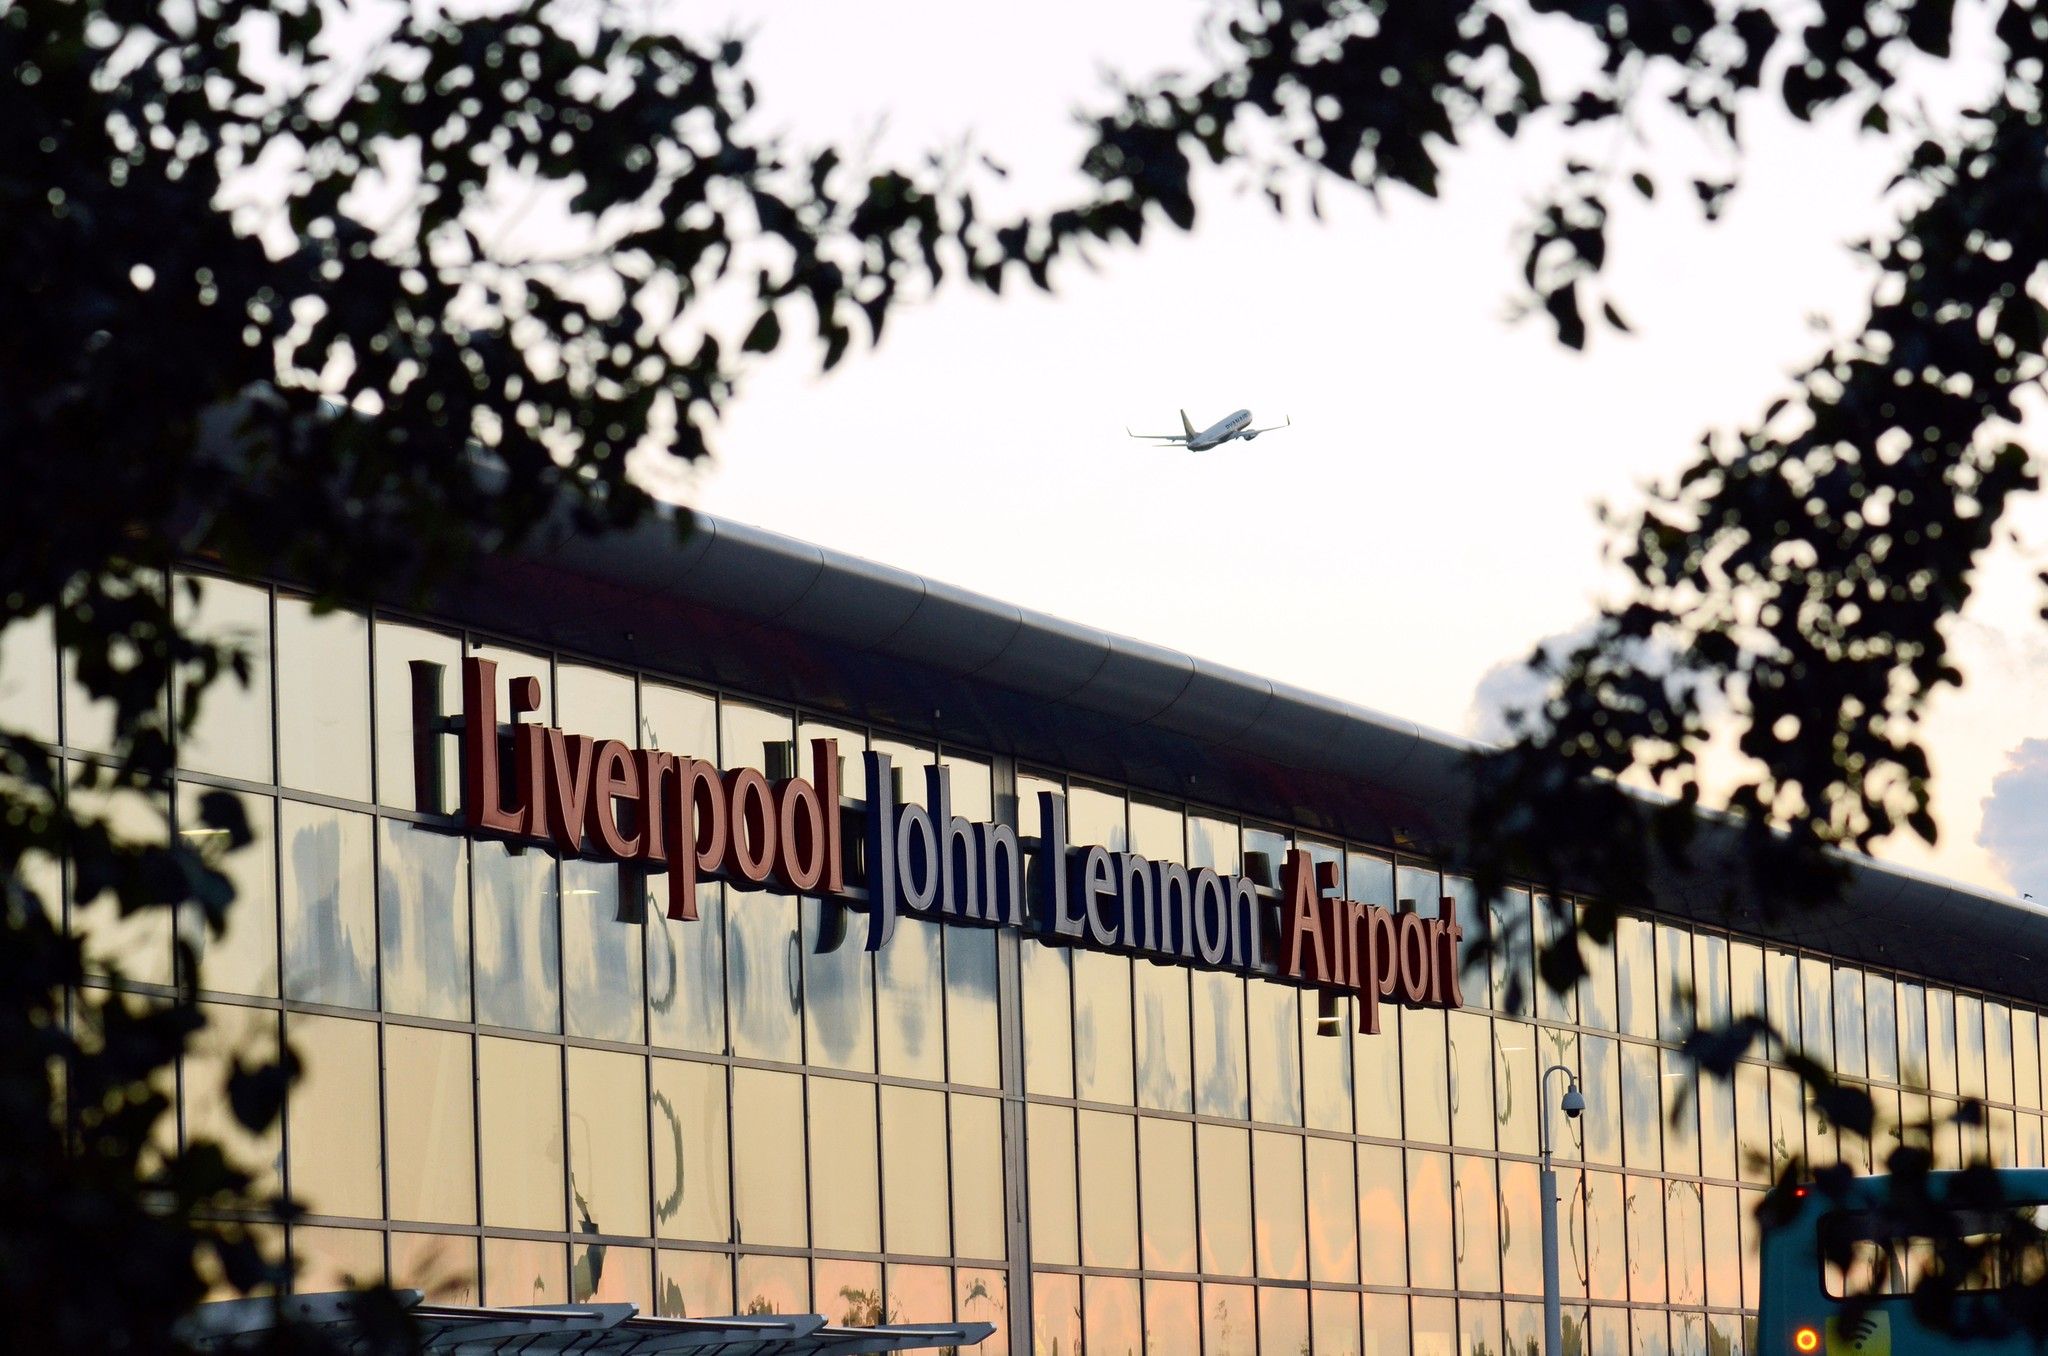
[1792,1327,1820,1353]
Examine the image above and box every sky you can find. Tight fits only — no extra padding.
[666,1,2048,901]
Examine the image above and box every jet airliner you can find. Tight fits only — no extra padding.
[1126,408,1290,451]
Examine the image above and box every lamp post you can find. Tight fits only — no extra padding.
[1539,1062,1585,1356]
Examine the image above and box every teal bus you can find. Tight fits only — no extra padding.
[1757,1170,2048,1354]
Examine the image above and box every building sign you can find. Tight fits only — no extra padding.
[447,657,1461,1031]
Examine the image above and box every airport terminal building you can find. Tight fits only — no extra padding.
[19,511,2048,1355]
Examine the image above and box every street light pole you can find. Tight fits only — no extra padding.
[1539,1062,1584,1356]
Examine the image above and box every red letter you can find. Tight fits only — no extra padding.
[637,749,677,864]
[542,731,596,852]
[1397,910,1432,1004]
[461,658,524,834]
[663,757,727,920]
[724,767,777,885]
[814,739,845,895]
[586,740,641,858]
[775,775,828,893]
[1281,850,1331,983]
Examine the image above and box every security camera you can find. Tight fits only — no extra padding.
[1561,1086,1585,1120]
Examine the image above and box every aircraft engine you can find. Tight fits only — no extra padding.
[1242,430,1260,441]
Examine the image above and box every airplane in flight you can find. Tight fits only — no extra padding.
[1126,408,1291,452]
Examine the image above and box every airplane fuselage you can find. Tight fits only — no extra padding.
[1186,409,1254,451]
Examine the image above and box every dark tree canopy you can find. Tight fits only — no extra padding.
[8,0,2048,1346]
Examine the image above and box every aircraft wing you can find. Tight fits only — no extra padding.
[1246,415,1292,435]
[1125,427,1191,442]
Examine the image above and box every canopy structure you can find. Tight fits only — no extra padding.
[181,1291,995,1355]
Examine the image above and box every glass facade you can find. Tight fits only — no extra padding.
[24,570,2048,1355]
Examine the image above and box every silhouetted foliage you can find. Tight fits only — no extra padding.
[10,0,2048,1346]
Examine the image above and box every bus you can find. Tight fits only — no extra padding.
[1757,1169,2048,1354]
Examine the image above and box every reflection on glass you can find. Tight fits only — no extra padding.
[736,1254,808,1315]
[1765,950,1801,1053]
[285,1014,380,1219]
[1077,1110,1139,1270]
[1032,1272,1080,1356]
[1625,1173,1667,1302]
[377,819,468,1020]
[1138,1116,1196,1273]
[1532,895,1577,1024]
[1577,904,1618,1031]
[1395,860,1441,919]
[175,574,272,783]
[1492,1018,1537,1156]
[1073,949,1134,1106]
[185,1003,283,1194]
[1698,1062,1736,1181]
[1614,917,1656,1038]
[482,1237,566,1307]
[1801,957,1836,1067]
[1021,940,1072,1098]
[1460,1300,1505,1356]
[180,784,277,996]
[808,1076,880,1253]
[877,915,944,1080]
[567,1046,650,1237]
[1692,931,1731,1030]
[732,1068,807,1247]
[801,895,874,1072]
[2020,1012,2043,1109]
[555,662,635,746]
[71,771,174,983]
[1144,1280,1200,1356]
[384,1024,475,1224]
[1204,1283,1257,1356]
[650,1058,731,1243]
[1704,1182,1742,1308]
[478,1036,564,1231]
[957,1269,1008,1356]
[1306,1135,1358,1283]
[390,1232,479,1306]
[1958,993,1987,1100]
[275,596,370,800]
[642,680,717,759]
[1401,1148,1453,1291]
[1247,978,1303,1126]
[883,1085,951,1258]
[372,620,462,811]
[1303,989,1353,1132]
[1357,1142,1406,1286]
[1362,1291,1407,1355]
[1448,1010,1493,1149]
[0,610,59,743]
[1489,887,1534,1015]
[651,1257,728,1323]
[726,887,802,1063]
[1657,923,1694,1042]
[1666,1178,1705,1304]
[647,882,724,1053]
[1499,1158,1543,1295]
[1256,1287,1308,1356]
[1990,1003,2017,1106]
[1402,1009,1450,1144]
[1411,1295,1456,1356]
[1355,1004,1402,1139]
[1730,941,1765,1021]
[280,801,375,1008]
[1196,1123,1253,1277]
[1620,1041,1662,1169]
[1770,1065,1805,1176]
[950,1094,1006,1260]
[1453,1154,1499,1292]
[1835,967,1869,1079]
[1134,961,1193,1112]
[1084,1276,1141,1356]
[1631,1309,1672,1356]
[473,839,560,1033]
[885,1262,948,1327]
[944,926,1001,1088]
[1194,970,1250,1120]
[1578,1036,1621,1165]
[574,1242,651,1307]
[1584,1170,1625,1301]
[1025,1103,1077,1265]
[1251,1129,1306,1281]
[562,858,644,1042]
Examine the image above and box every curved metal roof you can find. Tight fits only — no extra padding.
[413,505,2048,1003]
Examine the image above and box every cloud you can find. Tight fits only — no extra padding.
[1466,618,1710,746]
[1978,738,2048,901]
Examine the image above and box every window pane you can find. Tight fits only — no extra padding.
[1801,958,1836,1068]
[1085,1276,1141,1356]
[883,1085,951,1258]
[1657,923,1694,1042]
[484,1238,565,1306]
[275,596,370,800]
[809,1076,880,1252]
[1704,1183,1741,1308]
[556,662,635,746]
[736,1254,808,1314]
[473,839,560,1033]
[886,1262,948,1327]
[280,800,375,1008]
[1025,1103,1077,1265]
[285,1014,380,1219]
[648,882,724,1053]
[1901,980,1930,1089]
[1449,1010,1494,1149]
[377,819,469,1021]
[1077,1110,1139,1270]
[1693,932,1731,1030]
[732,1068,807,1247]
[69,771,173,984]
[563,857,644,1043]
[1197,1123,1253,1277]
[1257,1287,1308,1356]
[1194,970,1250,1120]
[1499,1158,1543,1295]
[650,1057,731,1242]
[384,1024,475,1225]
[1139,1116,1197,1273]
[1303,989,1354,1132]
[479,1036,564,1230]
[1460,1300,1504,1356]
[1584,1170,1625,1302]
[179,785,277,997]
[802,894,874,1072]
[1621,1042,1662,1170]
[575,1243,651,1308]
[567,1046,649,1237]
[1766,950,1801,1051]
[1032,1272,1080,1356]
[1453,1154,1499,1293]
[1615,918,1657,1038]
[1145,1281,1200,1356]
[1134,961,1193,1112]
[1958,994,1988,1100]
[1836,969,1869,1079]
[1252,1129,1306,1280]
[945,925,1001,1088]
[1402,1008,1450,1144]
[1489,887,1534,1015]
[1866,973,1900,1084]
[1354,1003,1402,1139]
[1666,1178,1705,1305]
[175,574,272,782]
[1021,941,1072,1098]
[1492,1018,1537,1156]
[957,1269,1009,1356]
[1533,895,1577,1025]
[1308,1134,1359,1283]
[372,620,462,812]
[291,1225,384,1294]
[1411,1296,1456,1356]
[390,1232,478,1306]
[1699,1063,1736,1181]
[951,1094,1006,1260]
[2019,1010,2042,1109]
[184,1003,282,1195]
[656,1250,731,1319]
[1358,1142,1406,1286]
[1406,1148,1454,1290]
[1073,949,1134,1106]
[877,915,945,1080]
[1205,1283,1258,1356]
[727,887,802,1064]
[1578,1035,1621,1165]
[1625,1173,1667,1303]
[0,610,59,743]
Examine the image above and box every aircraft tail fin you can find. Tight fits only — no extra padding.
[1179,409,1196,437]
